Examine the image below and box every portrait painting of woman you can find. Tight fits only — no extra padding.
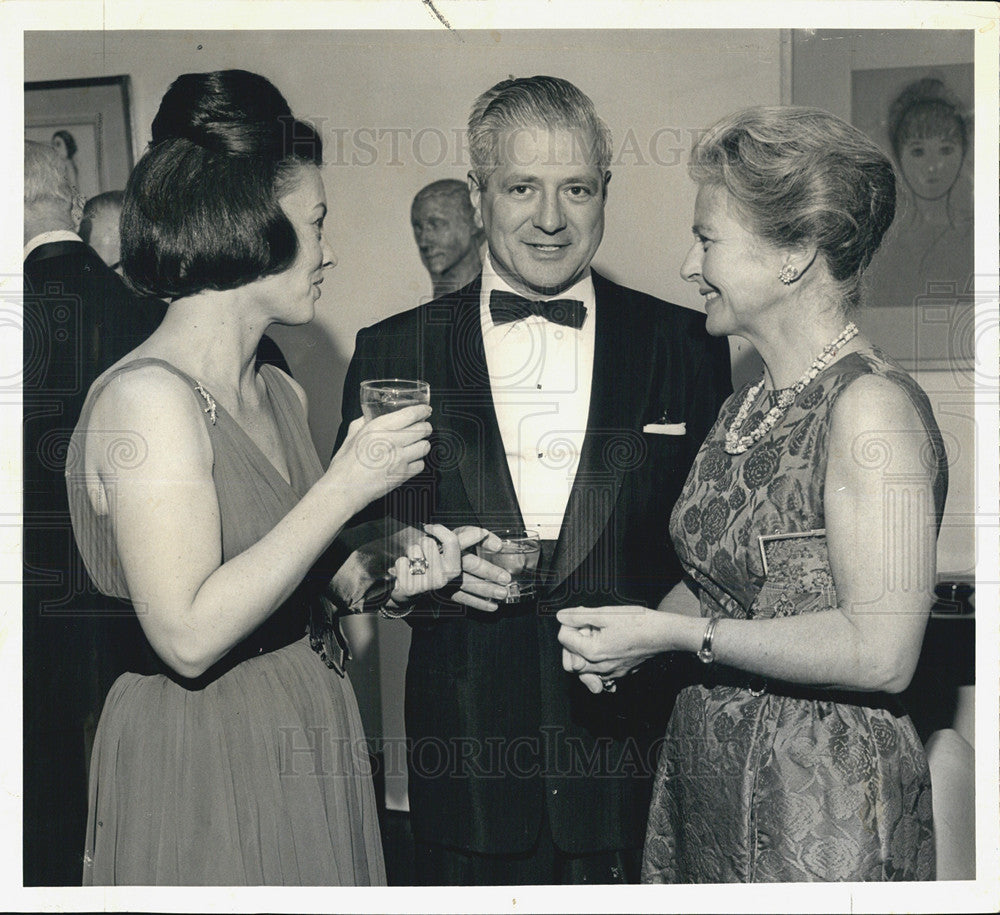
[850,64,974,366]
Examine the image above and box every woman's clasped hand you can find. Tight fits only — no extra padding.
[558,607,670,694]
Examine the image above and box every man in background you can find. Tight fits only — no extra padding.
[410,178,484,298]
[78,190,125,272]
[22,140,165,885]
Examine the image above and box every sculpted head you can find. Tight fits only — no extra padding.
[411,179,483,294]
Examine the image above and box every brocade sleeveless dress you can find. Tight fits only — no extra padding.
[66,358,386,885]
[641,348,947,883]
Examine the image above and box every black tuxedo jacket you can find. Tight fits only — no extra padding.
[336,271,731,856]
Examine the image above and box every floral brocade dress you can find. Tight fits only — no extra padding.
[641,348,947,883]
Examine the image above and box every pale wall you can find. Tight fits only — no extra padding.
[792,28,977,580]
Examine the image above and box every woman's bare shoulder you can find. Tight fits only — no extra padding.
[85,360,213,472]
[827,372,932,479]
[831,372,925,433]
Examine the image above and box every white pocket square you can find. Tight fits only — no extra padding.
[643,422,686,435]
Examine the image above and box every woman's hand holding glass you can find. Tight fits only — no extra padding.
[325,404,433,515]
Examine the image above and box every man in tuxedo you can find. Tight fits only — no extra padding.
[335,77,731,884]
[22,140,167,884]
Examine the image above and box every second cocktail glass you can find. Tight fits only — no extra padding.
[477,529,541,605]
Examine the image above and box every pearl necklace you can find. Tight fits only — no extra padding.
[724,322,859,455]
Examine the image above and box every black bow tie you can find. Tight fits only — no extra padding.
[489,289,587,329]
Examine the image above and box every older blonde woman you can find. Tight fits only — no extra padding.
[558,106,947,882]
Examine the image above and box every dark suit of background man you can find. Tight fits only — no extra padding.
[22,140,166,885]
[335,76,732,885]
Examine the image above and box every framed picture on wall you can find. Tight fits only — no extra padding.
[851,62,975,369]
[24,75,135,203]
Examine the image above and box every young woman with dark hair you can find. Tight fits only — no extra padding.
[66,70,503,886]
[51,128,79,188]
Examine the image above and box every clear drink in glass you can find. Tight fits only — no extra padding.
[360,379,431,420]
[477,529,541,604]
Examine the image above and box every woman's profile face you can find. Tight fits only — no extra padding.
[678,183,786,340]
[51,134,68,158]
[899,134,964,201]
[246,164,337,326]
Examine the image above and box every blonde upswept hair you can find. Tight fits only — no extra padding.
[689,106,896,308]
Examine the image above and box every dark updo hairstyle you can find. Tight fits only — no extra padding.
[121,69,323,299]
[887,77,969,166]
[688,106,896,308]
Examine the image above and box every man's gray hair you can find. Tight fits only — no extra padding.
[25,139,76,209]
[468,75,613,185]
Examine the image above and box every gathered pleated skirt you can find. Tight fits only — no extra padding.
[83,636,386,886]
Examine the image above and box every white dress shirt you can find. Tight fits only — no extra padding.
[479,254,596,540]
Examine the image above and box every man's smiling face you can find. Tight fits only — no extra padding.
[470,126,608,297]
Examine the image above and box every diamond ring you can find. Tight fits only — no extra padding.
[408,557,429,576]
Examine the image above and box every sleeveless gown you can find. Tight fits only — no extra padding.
[641,348,947,883]
[66,358,386,885]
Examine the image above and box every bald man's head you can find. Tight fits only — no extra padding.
[80,191,125,269]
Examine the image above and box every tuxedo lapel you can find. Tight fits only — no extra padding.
[436,280,524,529]
[550,273,653,588]
[24,239,88,267]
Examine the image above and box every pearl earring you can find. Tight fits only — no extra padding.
[778,264,799,285]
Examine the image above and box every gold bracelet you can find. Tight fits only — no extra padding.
[697,615,720,664]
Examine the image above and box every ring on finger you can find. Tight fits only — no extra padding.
[408,556,429,575]
[600,676,617,693]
